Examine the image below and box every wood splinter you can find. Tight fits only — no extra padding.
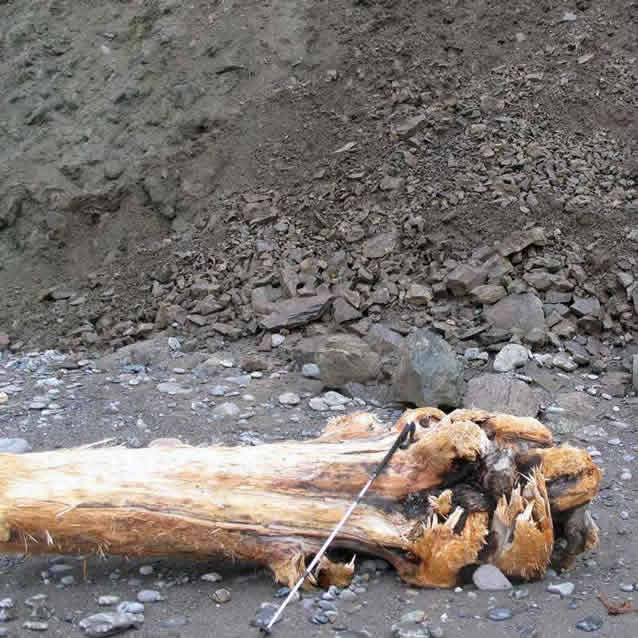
[0,407,602,589]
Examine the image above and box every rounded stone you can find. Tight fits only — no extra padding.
[487,607,513,621]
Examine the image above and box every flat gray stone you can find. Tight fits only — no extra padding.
[464,374,540,416]
[79,612,143,636]
[473,565,513,591]
[259,295,333,330]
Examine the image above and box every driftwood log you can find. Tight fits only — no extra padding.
[0,407,601,589]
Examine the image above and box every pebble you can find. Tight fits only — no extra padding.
[620,583,634,592]
[271,334,285,347]
[23,621,49,631]
[201,572,222,583]
[339,589,358,602]
[302,363,320,378]
[213,402,240,417]
[117,602,144,614]
[309,397,330,411]
[211,385,227,396]
[212,588,232,604]
[156,382,191,395]
[161,616,188,627]
[136,590,162,603]
[547,582,575,596]
[98,595,120,606]
[311,612,330,624]
[79,611,143,636]
[0,599,14,609]
[278,392,300,406]
[391,621,429,638]
[473,565,512,591]
[575,616,603,632]
[400,610,427,623]
[251,603,282,629]
[139,565,154,576]
[487,607,513,621]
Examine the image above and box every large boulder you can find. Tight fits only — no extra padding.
[392,330,464,408]
[483,293,545,340]
[464,374,541,416]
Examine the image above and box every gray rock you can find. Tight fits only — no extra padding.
[314,334,382,387]
[365,324,404,357]
[117,602,144,615]
[571,296,601,318]
[543,392,599,434]
[406,284,433,306]
[79,612,143,636]
[302,363,320,378]
[473,565,513,591]
[484,293,545,340]
[487,607,513,621]
[213,402,240,418]
[23,621,49,631]
[392,330,463,408]
[575,616,603,632]
[259,295,333,330]
[495,227,546,256]
[471,284,507,304]
[493,344,529,372]
[251,603,282,629]
[136,590,162,603]
[212,588,231,603]
[156,382,192,395]
[0,438,31,453]
[278,392,300,406]
[464,374,540,416]
[333,298,363,323]
[446,264,487,296]
[363,232,400,259]
[391,621,430,638]
[98,596,120,606]
[547,582,575,596]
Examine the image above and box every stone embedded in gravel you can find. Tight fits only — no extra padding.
[302,363,320,378]
[552,355,578,372]
[495,227,546,257]
[138,565,153,576]
[0,438,32,453]
[472,565,512,591]
[471,284,507,304]
[405,284,433,306]
[446,264,487,296]
[336,632,371,638]
[136,590,162,603]
[487,607,513,621]
[156,382,192,395]
[98,596,120,606]
[400,610,427,624]
[161,616,188,627]
[464,374,540,416]
[339,589,358,602]
[392,329,463,408]
[575,616,603,632]
[212,588,232,604]
[79,611,143,636]
[117,602,144,615]
[391,620,429,638]
[278,392,300,406]
[213,402,240,417]
[547,582,575,596]
[311,612,330,624]
[23,621,49,631]
[314,334,382,387]
[201,572,222,583]
[493,344,529,372]
[484,293,545,340]
[309,397,329,411]
[251,603,282,629]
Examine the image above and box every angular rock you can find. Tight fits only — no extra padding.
[315,334,382,387]
[259,295,333,330]
[464,374,540,416]
[446,264,487,296]
[365,324,404,357]
[333,298,362,324]
[543,392,600,434]
[79,612,142,637]
[495,227,546,257]
[405,283,433,306]
[392,330,464,408]
[493,344,529,372]
[363,232,400,259]
[393,113,427,139]
[484,293,545,339]
[571,296,601,318]
[473,565,512,591]
[471,284,507,304]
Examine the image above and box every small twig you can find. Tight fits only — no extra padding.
[598,592,638,615]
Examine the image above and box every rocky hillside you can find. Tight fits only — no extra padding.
[1,0,637,360]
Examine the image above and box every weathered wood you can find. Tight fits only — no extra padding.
[0,408,601,588]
